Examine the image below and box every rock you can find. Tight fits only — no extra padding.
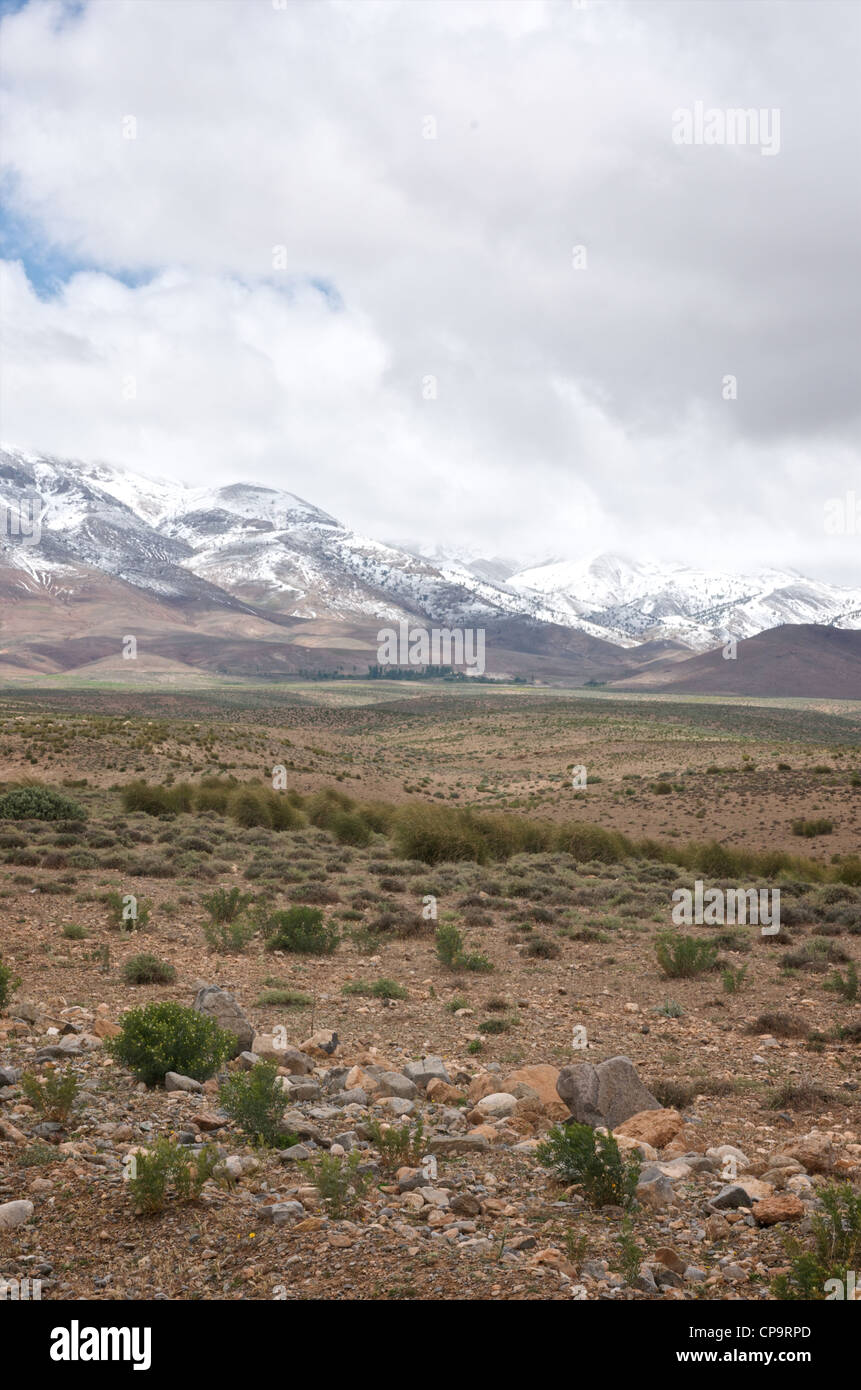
[475,1092,518,1119]
[376,1072,419,1100]
[164,1072,202,1093]
[404,1057,450,1089]
[426,1135,489,1155]
[450,1192,481,1216]
[0,1200,34,1229]
[194,1112,226,1131]
[0,1066,21,1085]
[192,986,253,1057]
[92,1017,122,1040]
[278,1144,314,1162]
[636,1174,676,1211]
[557,1056,660,1130]
[259,1201,304,1224]
[706,1144,750,1172]
[753,1194,805,1225]
[238,1051,261,1070]
[425,1078,465,1105]
[345,1065,379,1093]
[284,1081,321,1102]
[777,1133,834,1175]
[705,1214,731,1240]
[736,1178,774,1202]
[709,1185,753,1211]
[654,1247,687,1275]
[500,1065,561,1109]
[299,1030,338,1058]
[614,1108,683,1149]
[614,1133,658,1161]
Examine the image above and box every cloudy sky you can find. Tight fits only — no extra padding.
[0,0,859,580]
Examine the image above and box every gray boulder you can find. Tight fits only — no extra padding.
[403,1056,450,1089]
[192,985,253,1057]
[556,1055,660,1130]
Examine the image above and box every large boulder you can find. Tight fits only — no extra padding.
[556,1055,660,1130]
[192,985,253,1058]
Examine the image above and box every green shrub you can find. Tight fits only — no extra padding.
[263,906,339,955]
[434,921,492,972]
[127,1136,217,1214]
[202,917,257,954]
[20,1067,78,1122]
[536,1122,640,1209]
[792,818,834,838]
[201,886,252,923]
[104,889,151,932]
[722,964,748,994]
[218,1061,294,1148]
[108,1001,233,1086]
[300,1150,372,1219]
[122,953,176,986]
[329,810,373,846]
[655,931,718,978]
[342,977,408,999]
[0,786,86,822]
[364,1116,425,1173]
[121,781,192,816]
[772,1184,861,1299]
[824,962,859,1001]
[61,923,88,940]
[0,955,21,1010]
[255,987,312,1007]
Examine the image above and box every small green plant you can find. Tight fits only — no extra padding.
[445,995,469,1012]
[127,1136,218,1214]
[478,1016,512,1034]
[563,1227,589,1267]
[824,962,859,1001]
[613,1216,644,1284]
[61,923,88,940]
[536,1122,640,1209]
[300,1149,372,1219]
[364,1116,425,1173]
[722,963,749,994]
[105,889,152,932]
[263,906,340,955]
[122,953,176,986]
[342,977,408,1000]
[792,818,834,838]
[202,917,257,954]
[0,954,21,1010]
[16,1142,60,1168]
[200,886,253,923]
[218,1061,295,1149]
[434,921,492,973]
[0,786,86,821]
[654,999,684,1018]
[108,1001,233,1087]
[255,987,312,1007]
[466,1039,483,1055]
[772,1183,861,1299]
[655,931,718,979]
[20,1067,78,1123]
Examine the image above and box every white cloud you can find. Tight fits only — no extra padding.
[0,0,859,581]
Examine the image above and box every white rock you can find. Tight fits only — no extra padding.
[0,1200,34,1229]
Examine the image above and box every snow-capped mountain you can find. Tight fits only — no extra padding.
[508,553,861,650]
[1,446,859,653]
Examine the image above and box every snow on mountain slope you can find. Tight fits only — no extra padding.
[509,552,861,649]
[2,448,859,652]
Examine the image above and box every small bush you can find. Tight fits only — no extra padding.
[20,1067,78,1122]
[127,1136,217,1214]
[536,1122,640,1209]
[108,1001,233,1087]
[0,955,21,1010]
[792,818,834,838]
[655,931,718,978]
[122,954,176,986]
[342,978,408,1000]
[218,1061,295,1148]
[364,1116,425,1173]
[263,906,340,955]
[201,886,252,923]
[435,921,492,973]
[824,962,859,1001]
[0,786,86,822]
[104,889,151,932]
[772,1183,861,1299]
[202,917,257,954]
[300,1150,372,1219]
[61,923,88,940]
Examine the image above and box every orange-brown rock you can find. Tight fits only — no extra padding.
[753,1194,805,1225]
[614,1108,683,1149]
[500,1065,561,1108]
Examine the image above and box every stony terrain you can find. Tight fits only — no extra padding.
[0,687,859,1302]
